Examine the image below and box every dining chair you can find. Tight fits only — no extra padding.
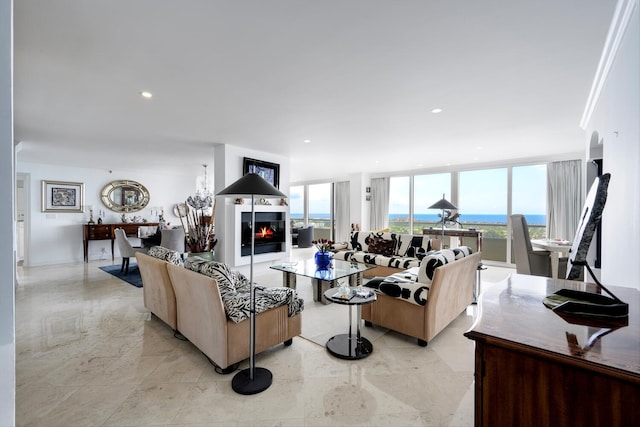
[511,214,551,277]
[160,228,186,256]
[114,228,148,274]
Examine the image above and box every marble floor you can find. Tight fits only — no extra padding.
[15,248,515,427]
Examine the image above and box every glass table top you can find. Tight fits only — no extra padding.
[270,258,373,281]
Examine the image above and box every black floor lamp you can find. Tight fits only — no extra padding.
[216,173,286,395]
[429,193,457,248]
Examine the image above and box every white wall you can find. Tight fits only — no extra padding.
[0,1,15,424]
[583,0,640,289]
[16,162,197,266]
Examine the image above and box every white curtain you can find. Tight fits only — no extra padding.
[334,181,350,242]
[370,177,390,231]
[547,160,584,241]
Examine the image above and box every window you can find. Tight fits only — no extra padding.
[459,168,508,261]
[414,173,451,234]
[308,183,332,240]
[289,185,304,221]
[388,176,410,233]
[512,164,547,239]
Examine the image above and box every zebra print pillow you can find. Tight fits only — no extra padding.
[148,246,183,266]
[183,259,304,323]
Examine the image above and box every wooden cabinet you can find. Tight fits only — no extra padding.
[83,223,158,262]
[465,274,640,427]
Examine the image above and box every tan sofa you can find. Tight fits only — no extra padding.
[136,250,302,373]
[137,252,177,330]
[167,264,302,372]
[362,250,481,346]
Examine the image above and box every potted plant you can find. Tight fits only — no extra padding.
[179,197,217,259]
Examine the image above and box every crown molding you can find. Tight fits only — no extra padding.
[581,0,638,129]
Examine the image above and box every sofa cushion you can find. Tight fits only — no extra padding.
[417,249,456,284]
[396,235,434,259]
[184,258,237,300]
[183,258,304,323]
[348,231,396,252]
[367,237,396,256]
[365,276,429,306]
[148,245,183,266]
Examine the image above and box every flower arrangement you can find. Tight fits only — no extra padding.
[179,198,217,253]
[312,238,334,252]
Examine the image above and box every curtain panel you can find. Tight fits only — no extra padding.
[334,181,351,242]
[370,177,390,231]
[547,160,584,241]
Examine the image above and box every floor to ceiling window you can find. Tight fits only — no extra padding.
[459,168,508,261]
[388,176,410,233]
[414,173,451,234]
[289,185,304,224]
[512,164,547,239]
[308,183,332,240]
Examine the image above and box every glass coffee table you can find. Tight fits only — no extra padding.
[270,258,374,304]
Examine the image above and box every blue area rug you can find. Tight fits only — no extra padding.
[99,263,143,288]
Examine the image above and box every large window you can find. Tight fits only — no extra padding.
[388,176,410,233]
[308,183,332,240]
[512,165,547,239]
[289,185,304,221]
[459,168,508,261]
[414,173,451,234]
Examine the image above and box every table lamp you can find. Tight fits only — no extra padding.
[429,193,457,248]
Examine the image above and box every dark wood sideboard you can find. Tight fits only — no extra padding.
[465,274,640,427]
[83,223,158,262]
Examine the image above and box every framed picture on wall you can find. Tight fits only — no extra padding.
[41,180,84,213]
[243,157,280,188]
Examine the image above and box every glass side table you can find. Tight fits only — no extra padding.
[323,287,377,360]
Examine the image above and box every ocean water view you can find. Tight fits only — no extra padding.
[293,213,546,225]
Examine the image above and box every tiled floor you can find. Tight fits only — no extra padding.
[15,248,514,426]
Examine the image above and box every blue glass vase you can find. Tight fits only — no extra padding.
[314,251,332,270]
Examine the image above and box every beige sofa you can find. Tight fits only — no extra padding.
[137,252,178,330]
[362,250,481,346]
[136,250,302,373]
[167,264,302,372]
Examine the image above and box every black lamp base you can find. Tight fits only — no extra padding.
[231,367,273,395]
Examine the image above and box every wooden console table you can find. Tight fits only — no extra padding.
[422,228,483,251]
[83,223,158,262]
[465,274,639,426]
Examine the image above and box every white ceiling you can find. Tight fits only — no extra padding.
[13,0,616,182]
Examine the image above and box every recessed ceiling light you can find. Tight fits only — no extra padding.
[303,139,311,144]
[476,146,483,150]
[140,91,153,99]
[431,108,443,114]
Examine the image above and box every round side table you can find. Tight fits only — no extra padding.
[323,287,377,360]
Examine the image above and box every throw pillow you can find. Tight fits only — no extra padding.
[367,237,395,256]
[148,246,182,266]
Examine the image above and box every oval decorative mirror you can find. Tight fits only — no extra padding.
[101,180,150,213]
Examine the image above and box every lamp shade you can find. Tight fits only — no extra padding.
[216,173,286,198]
[428,194,457,210]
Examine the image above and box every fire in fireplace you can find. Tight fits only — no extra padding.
[241,212,286,256]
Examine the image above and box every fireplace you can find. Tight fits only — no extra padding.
[240,211,286,256]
